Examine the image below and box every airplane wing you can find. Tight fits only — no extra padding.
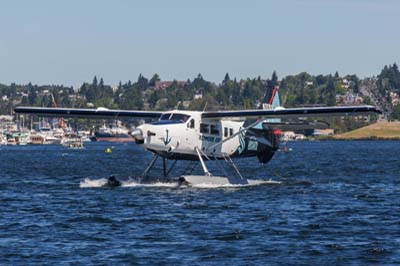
[14,107,163,119]
[202,105,380,119]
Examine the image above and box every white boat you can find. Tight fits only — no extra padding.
[4,130,31,145]
[36,127,62,144]
[90,123,134,142]
[77,130,92,142]
[61,133,84,149]
[0,131,6,145]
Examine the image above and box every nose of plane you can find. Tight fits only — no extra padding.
[131,127,144,140]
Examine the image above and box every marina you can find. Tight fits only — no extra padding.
[0,117,133,147]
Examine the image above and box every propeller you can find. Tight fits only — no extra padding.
[131,128,144,140]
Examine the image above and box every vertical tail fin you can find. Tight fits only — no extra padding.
[261,86,280,110]
[269,86,280,109]
[260,86,281,124]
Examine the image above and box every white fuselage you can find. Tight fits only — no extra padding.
[136,110,244,159]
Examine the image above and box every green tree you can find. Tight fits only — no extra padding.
[92,76,98,88]
[137,74,148,89]
[149,73,160,86]
[334,71,339,79]
[393,104,400,120]
[271,71,278,88]
[223,73,230,85]
[326,78,336,106]
[27,82,37,105]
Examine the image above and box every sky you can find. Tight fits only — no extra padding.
[0,0,399,87]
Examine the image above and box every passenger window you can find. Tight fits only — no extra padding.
[229,128,234,136]
[200,123,209,134]
[187,119,195,129]
[210,125,220,135]
[224,127,228,137]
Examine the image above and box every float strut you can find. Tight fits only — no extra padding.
[163,158,167,177]
[143,154,159,176]
[166,160,178,176]
[195,147,212,176]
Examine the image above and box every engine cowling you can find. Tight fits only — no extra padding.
[256,129,281,164]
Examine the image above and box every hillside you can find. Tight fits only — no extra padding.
[335,122,400,139]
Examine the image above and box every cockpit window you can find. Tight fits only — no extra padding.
[159,113,190,123]
[160,113,172,120]
[170,114,190,123]
[187,119,195,129]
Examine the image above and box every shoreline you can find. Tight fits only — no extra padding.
[332,121,400,141]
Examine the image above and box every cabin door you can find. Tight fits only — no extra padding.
[183,118,197,151]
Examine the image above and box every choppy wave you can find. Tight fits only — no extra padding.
[189,179,281,188]
[79,178,179,188]
[79,178,109,188]
[122,180,180,188]
[79,177,281,189]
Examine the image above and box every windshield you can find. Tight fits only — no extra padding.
[159,113,190,123]
[160,113,172,120]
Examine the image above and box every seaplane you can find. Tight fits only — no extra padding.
[14,88,380,186]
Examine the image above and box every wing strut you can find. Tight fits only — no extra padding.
[222,153,244,180]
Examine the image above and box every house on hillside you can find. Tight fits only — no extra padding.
[390,92,399,106]
[193,93,203,100]
[336,91,363,104]
[341,78,351,89]
[155,81,187,90]
[155,98,168,109]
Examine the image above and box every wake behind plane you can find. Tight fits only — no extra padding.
[14,91,380,186]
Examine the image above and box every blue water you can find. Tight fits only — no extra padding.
[0,141,399,265]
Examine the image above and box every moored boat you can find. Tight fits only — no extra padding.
[61,133,84,149]
[90,123,134,142]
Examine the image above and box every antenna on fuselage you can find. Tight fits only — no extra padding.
[202,102,208,112]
